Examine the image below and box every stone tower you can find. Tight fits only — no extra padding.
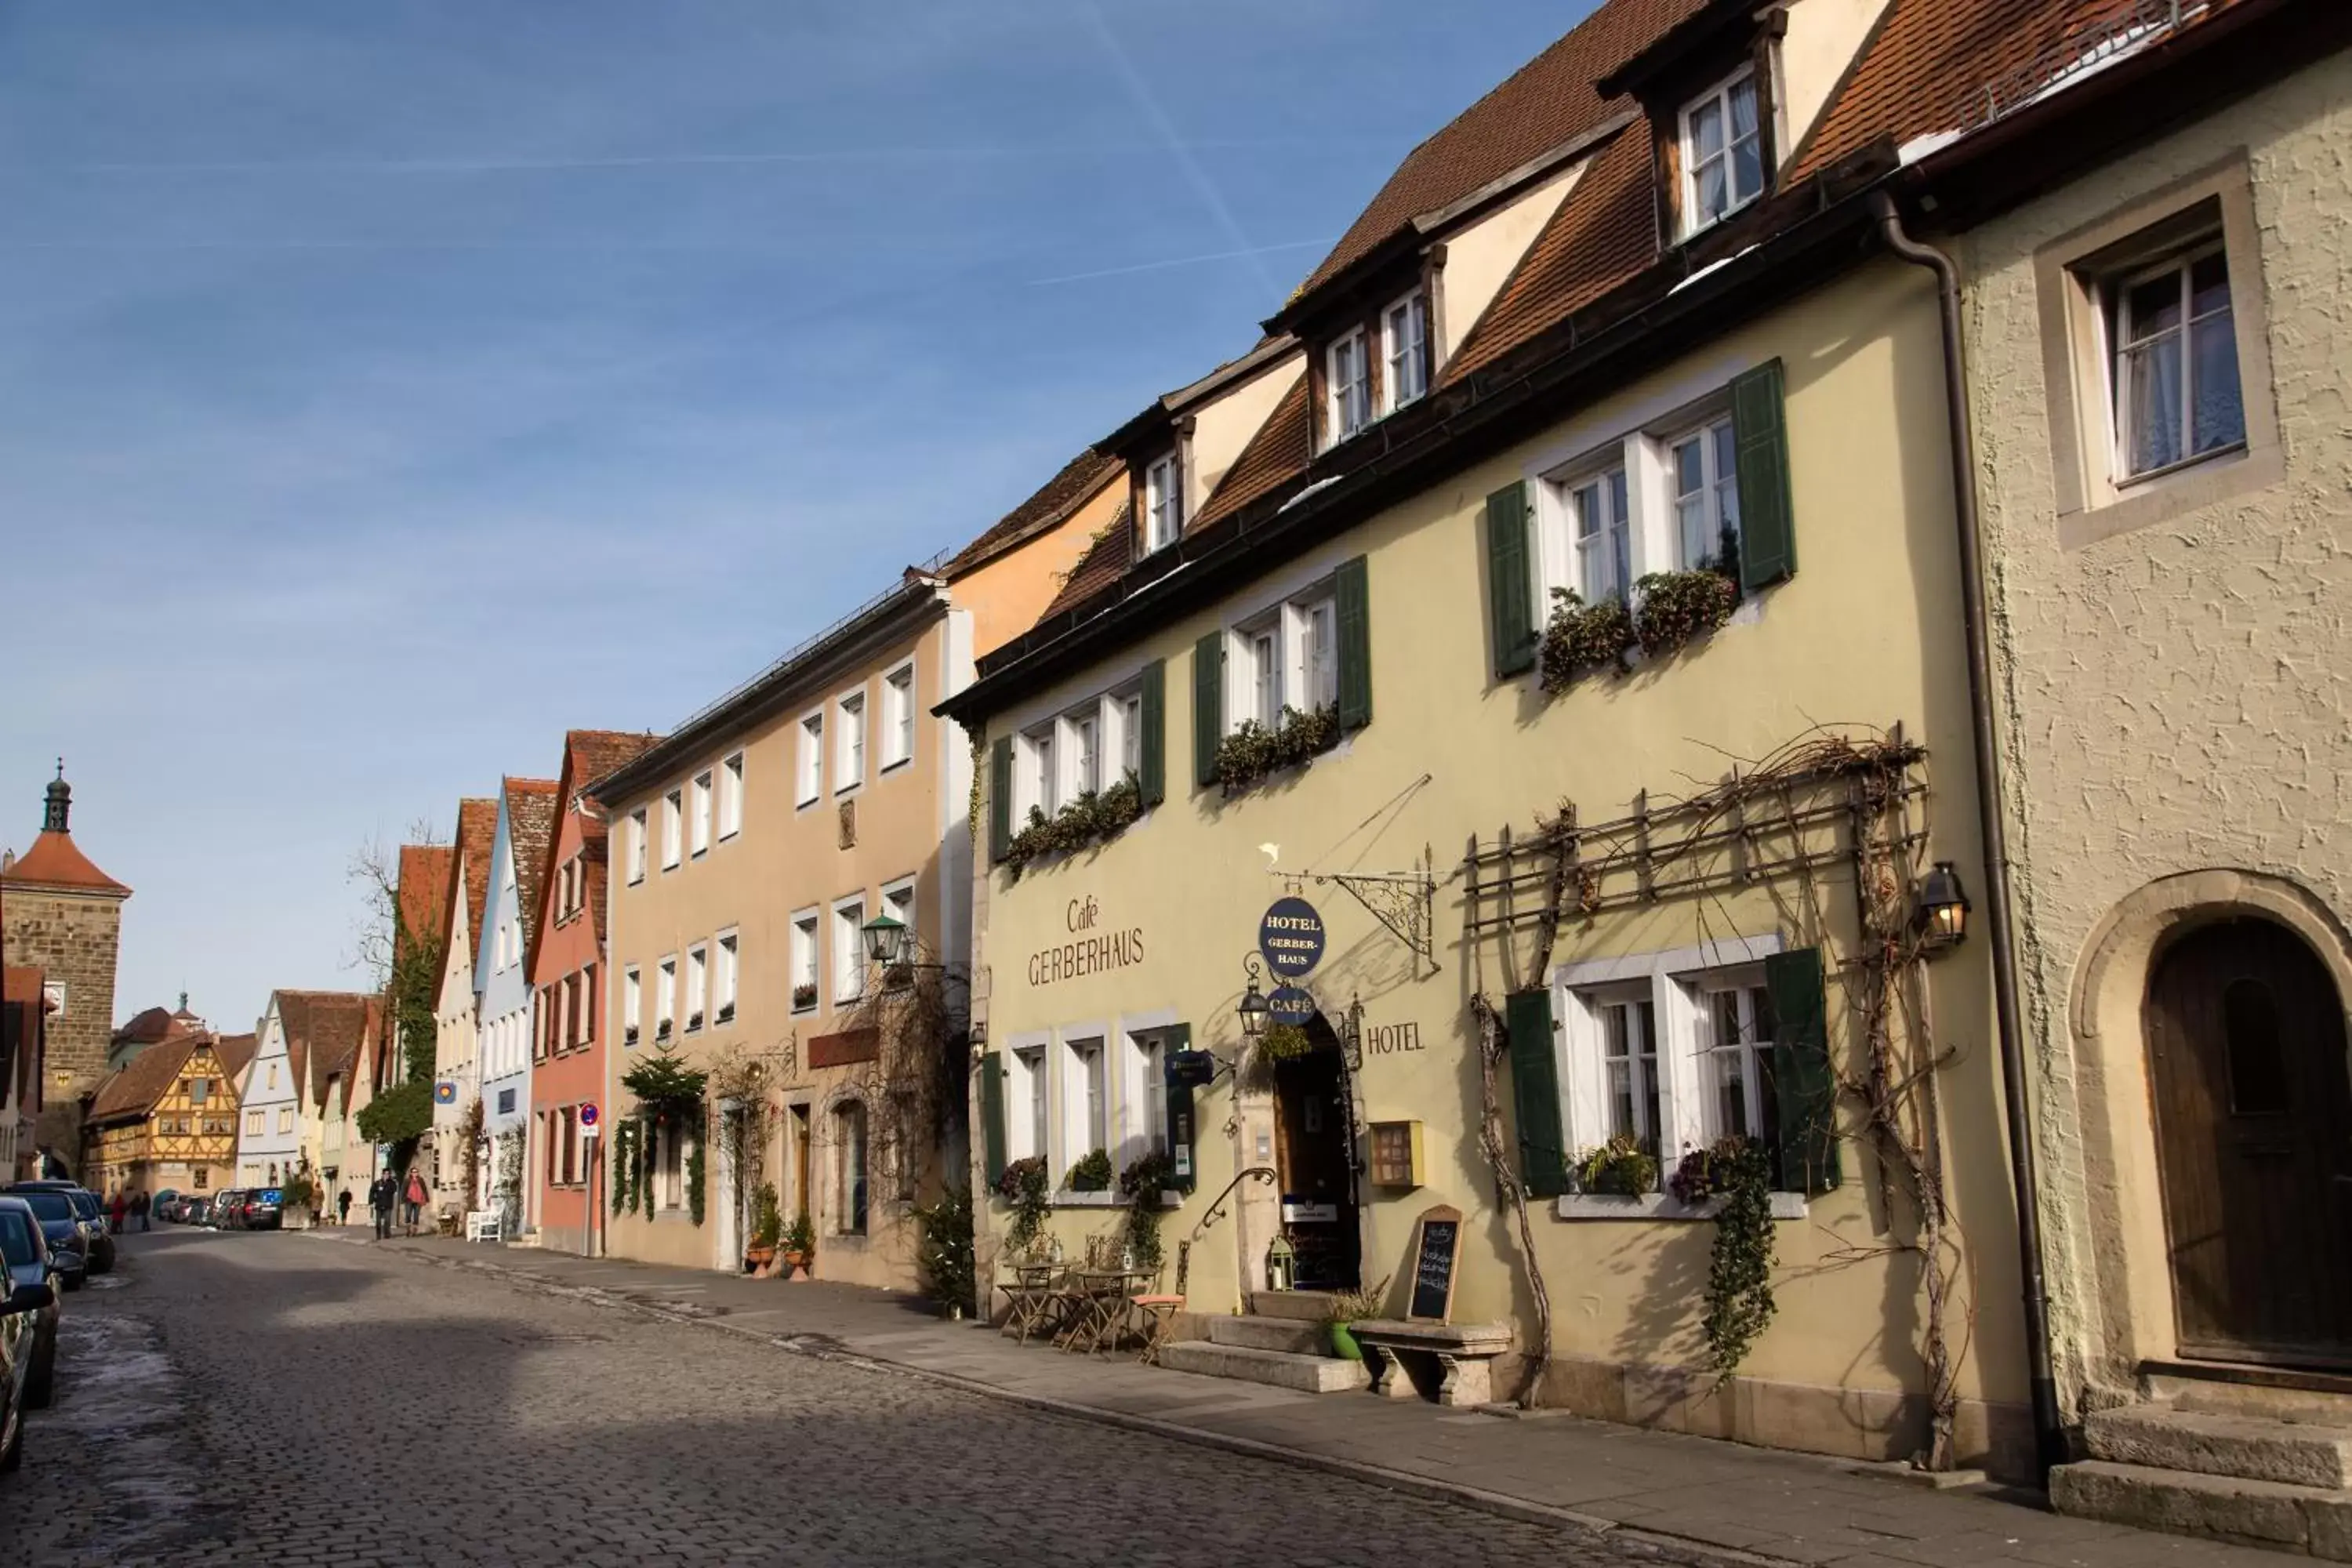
[0,767,129,1171]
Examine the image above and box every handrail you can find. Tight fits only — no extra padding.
[1187,1164,1276,1245]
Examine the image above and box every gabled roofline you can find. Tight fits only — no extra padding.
[1098,335,1302,458]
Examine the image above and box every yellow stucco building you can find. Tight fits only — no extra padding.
[83,1023,255,1200]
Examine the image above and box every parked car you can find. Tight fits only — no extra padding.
[13,1185,114,1274]
[0,1232,53,1473]
[0,1200,59,1410]
[149,1188,178,1223]
[2,1192,83,1292]
[238,1190,284,1232]
[216,1190,256,1231]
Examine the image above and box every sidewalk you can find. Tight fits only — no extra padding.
[320,1229,2286,1568]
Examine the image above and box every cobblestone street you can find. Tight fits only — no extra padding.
[1,1231,1725,1568]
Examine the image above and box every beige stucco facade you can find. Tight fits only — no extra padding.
[1958,56,2352,1416]
[970,259,2038,1475]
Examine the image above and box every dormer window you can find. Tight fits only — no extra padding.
[1327,328,1371,445]
[1383,291,1428,413]
[1143,451,1184,552]
[1681,67,1762,235]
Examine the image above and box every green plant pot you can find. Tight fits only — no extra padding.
[1328,1322,1363,1362]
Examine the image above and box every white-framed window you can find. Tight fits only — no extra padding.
[1383,289,1428,412]
[626,808,648,884]
[835,691,866,793]
[684,943,707,1033]
[1144,451,1184,553]
[1571,465,1632,604]
[1022,723,1058,818]
[715,931,739,1025]
[719,752,744,840]
[622,964,641,1045]
[880,877,916,952]
[1327,328,1371,445]
[1668,416,1740,572]
[790,909,820,1014]
[832,895,866,1004]
[2110,243,2244,481]
[1062,1034,1108,1174]
[797,712,823,806]
[1554,937,1791,1190]
[833,1099,869,1235]
[1123,1025,1174,1167]
[690,771,713,858]
[661,789,683,870]
[1119,689,1143,779]
[655,956,677,1038]
[880,662,916,772]
[1227,583,1338,732]
[1009,1041,1050,1163]
[1681,66,1762,234]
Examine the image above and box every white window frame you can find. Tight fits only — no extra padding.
[661,789,682,870]
[622,964,641,1045]
[880,662,916,773]
[1007,1034,1051,1165]
[626,808,648,884]
[2108,241,2245,484]
[1119,1014,1181,1171]
[1143,452,1184,553]
[684,942,708,1034]
[832,895,866,1005]
[1116,688,1144,781]
[718,752,744,840]
[796,711,824,807]
[1058,1029,1109,1180]
[715,930,739,1025]
[880,877,916,964]
[655,956,677,1038]
[834,689,866,794]
[1020,722,1058,820]
[1665,413,1740,572]
[1382,289,1428,413]
[690,771,713,859]
[1679,65,1763,237]
[1327,327,1370,445]
[789,908,820,1014]
[1225,578,1338,735]
[1552,935,1788,1189]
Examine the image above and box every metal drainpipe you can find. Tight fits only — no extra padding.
[1867,189,2067,1481]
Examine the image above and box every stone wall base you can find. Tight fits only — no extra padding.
[1500,1351,2038,1483]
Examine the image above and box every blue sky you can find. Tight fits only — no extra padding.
[0,0,1592,1032]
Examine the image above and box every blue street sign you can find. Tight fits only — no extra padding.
[1268,985,1317,1025]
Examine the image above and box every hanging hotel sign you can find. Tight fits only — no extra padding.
[1258,896,1326,978]
[1267,985,1318,1025]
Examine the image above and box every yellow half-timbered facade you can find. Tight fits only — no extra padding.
[83,1024,254,1200]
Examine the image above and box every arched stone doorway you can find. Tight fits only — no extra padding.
[2143,916,2352,1367]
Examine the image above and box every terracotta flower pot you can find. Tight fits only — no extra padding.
[745,1244,775,1274]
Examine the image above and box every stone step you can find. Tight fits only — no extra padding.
[2050,1460,2352,1559]
[1205,1313,1328,1355]
[1246,1290,1341,1323]
[2148,1368,2352,1428]
[2088,1406,2352,1489]
[1159,1341,1370,1395]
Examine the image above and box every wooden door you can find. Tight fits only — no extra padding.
[2145,918,2352,1367]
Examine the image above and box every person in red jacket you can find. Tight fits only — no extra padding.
[402,1170,427,1237]
[108,1189,126,1235]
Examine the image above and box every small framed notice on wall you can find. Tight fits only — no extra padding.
[1369,1120,1424,1188]
[1406,1203,1461,1323]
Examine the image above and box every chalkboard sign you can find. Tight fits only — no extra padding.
[1406,1203,1462,1323]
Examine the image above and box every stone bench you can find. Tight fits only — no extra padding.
[1350,1319,1514,1407]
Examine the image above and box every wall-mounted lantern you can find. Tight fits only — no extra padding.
[1915,862,1971,954]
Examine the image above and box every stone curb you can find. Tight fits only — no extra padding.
[307,1232,1789,1568]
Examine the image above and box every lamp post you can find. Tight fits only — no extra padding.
[1915,862,1972,954]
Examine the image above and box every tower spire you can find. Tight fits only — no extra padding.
[42,764,70,835]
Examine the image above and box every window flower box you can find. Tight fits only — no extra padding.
[792,983,818,1013]
[1213,705,1339,796]
[655,1022,673,1044]
[624,1025,640,1047]
[686,1011,704,1033]
[1632,568,1739,658]
[1004,774,1143,877]
[1539,591,1635,691]
[715,1003,735,1025]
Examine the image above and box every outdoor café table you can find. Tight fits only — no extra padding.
[1001,1262,1061,1345]
[1058,1268,1151,1356]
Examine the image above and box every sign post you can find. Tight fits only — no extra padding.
[578,1103,601,1258]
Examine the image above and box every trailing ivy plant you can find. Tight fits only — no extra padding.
[1632,568,1739,657]
[1065,1147,1112,1192]
[1572,1134,1657,1196]
[1255,1022,1315,1063]
[611,1120,638,1217]
[1119,1152,1176,1276]
[1688,1137,1777,1372]
[1212,705,1340,795]
[1539,590,1635,691]
[995,1155,1051,1253]
[686,1137,706,1227]
[1004,773,1143,877]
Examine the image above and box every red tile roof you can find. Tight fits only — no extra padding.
[271,990,375,1109]
[1194,376,1314,529]
[553,731,662,951]
[111,1005,176,1049]
[1,830,128,896]
[395,845,453,960]
[450,797,499,954]
[944,448,1123,579]
[213,1032,256,1087]
[503,777,560,966]
[1036,503,1136,624]
[87,1035,199,1124]
[1295,0,1707,297]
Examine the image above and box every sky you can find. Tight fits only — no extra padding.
[0,0,1593,1033]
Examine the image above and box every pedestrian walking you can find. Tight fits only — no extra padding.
[402,1171,427,1237]
[132,1189,151,1232]
[368,1171,396,1240]
[109,1189,126,1235]
[336,1187,353,1227]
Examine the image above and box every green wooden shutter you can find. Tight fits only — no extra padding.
[979,1051,1007,1186]
[1335,554,1372,730]
[1732,359,1797,591]
[1485,483,1536,678]
[1504,989,1568,1199]
[1138,659,1166,808]
[1163,1024,1196,1192]
[987,736,1014,865]
[1192,633,1224,789]
[1766,946,1839,1195]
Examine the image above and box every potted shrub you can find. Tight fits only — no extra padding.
[745,1182,782,1274]
[913,1185,976,1319]
[280,1171,319,1229]
[780,1211,815,1279]
[792,982,818,1013]
[1320,1275,1392,1362]
[996,1156,1052,1254]
[1065,1148,1113,1193]
[1573,1134,1659,1197]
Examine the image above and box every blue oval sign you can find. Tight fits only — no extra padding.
[1259,896,1326,978]
[1268,985,1318,1025]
